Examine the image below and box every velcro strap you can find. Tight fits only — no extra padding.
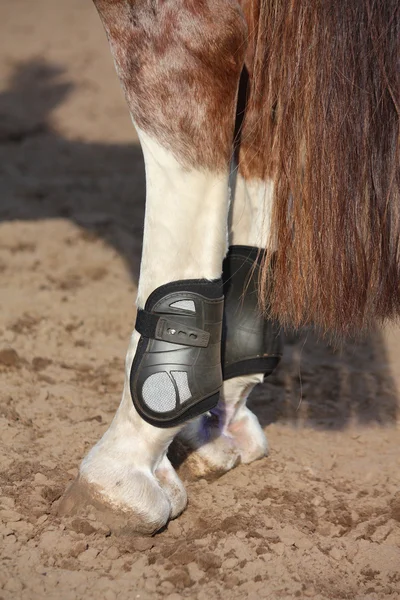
[135,309,210,348]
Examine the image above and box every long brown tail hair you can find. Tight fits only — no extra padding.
[240,0,400,335]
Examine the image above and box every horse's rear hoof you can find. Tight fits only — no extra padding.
[169,406,268,481]
[170,425,241,482]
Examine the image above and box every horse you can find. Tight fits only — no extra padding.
[59,0,400,535]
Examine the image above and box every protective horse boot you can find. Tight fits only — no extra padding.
[130,279,224,428]
[222,245,283,380]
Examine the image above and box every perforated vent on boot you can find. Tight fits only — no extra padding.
[171,371,191,403]
[142,372,176,412]
[169,300,196,313]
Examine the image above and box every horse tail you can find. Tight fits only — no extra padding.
[239,0,400,335]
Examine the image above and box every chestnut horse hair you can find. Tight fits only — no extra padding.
[241,0,400,335]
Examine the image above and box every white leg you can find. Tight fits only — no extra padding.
[59,132,230,533]
[229,173,274,248]
[225,175,274,462]
[176,175,274,477]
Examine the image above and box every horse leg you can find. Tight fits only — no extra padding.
[176,176,280,478]
[58,0,247,533]
[222,176,279,464]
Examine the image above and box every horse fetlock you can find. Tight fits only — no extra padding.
[131,278,224,428]
[227,405,269,464]
[222,245,283,380]
[221,375,268,463]
[173,376,268,480]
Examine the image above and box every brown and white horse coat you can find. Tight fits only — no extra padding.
[60,0,400,533]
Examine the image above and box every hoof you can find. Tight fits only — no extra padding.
[58,455,187,536]
[170,406,268,480]
[170,415,241,481]
[58,473,171,536]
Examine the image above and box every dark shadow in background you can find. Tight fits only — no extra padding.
[250,327,398,430]
[0,60,145,283]
[0,60,398,429]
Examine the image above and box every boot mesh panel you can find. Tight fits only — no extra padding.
[142,372,176,412]
[171,371,191,403]
[169,300,196,312]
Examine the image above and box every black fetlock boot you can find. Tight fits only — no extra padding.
[222,245,283,380]
[130,279,224,427]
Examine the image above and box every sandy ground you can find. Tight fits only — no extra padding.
[0,1,399,598]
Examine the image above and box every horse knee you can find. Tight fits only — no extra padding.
[93,0,247,169]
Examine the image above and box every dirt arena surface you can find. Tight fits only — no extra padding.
[1,1,399,598]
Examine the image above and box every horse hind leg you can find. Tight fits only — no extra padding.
[58,0,247,533]
[175,176,281,478]
[222,176,281,464]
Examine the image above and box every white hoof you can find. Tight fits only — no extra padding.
[58,470,171,536]
[59,424,187,535]
[172,414,241,480]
